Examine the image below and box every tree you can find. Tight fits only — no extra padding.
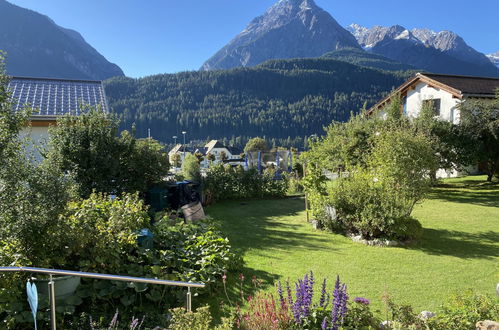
[458,93,499,182]
[244,137,269,153]
[45,108,169,197]
[220,150,228,161]
[182,153,201,182]
[171,153,181,168]
[384,92,402,120]
[116,133,170,194]
[0,53,73,266]
[413,100,460,180]
[206,152,216,163]
[194,151,205,163]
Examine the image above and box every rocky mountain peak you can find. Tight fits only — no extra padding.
[348,24,421,49]
[201,0,360,70]
[488,51,499,68]
[348,23,499,77]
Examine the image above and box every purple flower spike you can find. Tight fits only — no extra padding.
[319,278,327,308]
[331,275,348,330]
[286,279,293,306]
[277,281,286,308]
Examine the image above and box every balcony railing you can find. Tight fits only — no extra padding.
[0,266,205,330]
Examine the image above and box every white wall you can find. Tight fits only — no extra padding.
[404,82,469,178]
[405,82,461,124]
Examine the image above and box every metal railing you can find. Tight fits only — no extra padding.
[0,266,205,330]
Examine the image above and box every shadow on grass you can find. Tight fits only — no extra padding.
[207,197,334,257]
[407,228,499,260]
[428,178,499,207]
[428,188,499,207]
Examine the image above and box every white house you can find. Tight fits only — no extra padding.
[205,140,241,160]
[368,73,499,123]
[169,140,244,169]
[9,76,108,160]
[368,73,499,177]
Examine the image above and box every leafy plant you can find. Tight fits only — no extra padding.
[45,109,170,198]
[203,164,288,204]
[428,290,499,330]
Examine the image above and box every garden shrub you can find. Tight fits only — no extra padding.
[329,170,424,240]
[62,192,150,273]
[45,109,170,198]
[0,192,241,328]
[182,153,201,183]
[307,124,436,241]
[203,164,288,204]
[169,306,212,330]
[169,306,232,330]
[427,290,499,330]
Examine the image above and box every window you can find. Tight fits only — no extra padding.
[423,98,441,116]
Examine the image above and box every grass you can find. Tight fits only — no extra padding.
[205,175,499,315]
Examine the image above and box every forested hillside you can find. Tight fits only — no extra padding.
[104,58,409,147]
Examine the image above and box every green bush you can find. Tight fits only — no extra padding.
[320,127,436,241]
[0,193,241,328]
[428,291,499,330]
[203,164,288,204]
[182,153,201,182]
[45,109,170,198]
[328,171,424,241]
[62,193,150,273]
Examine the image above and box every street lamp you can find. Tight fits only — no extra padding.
[182,131,187,160]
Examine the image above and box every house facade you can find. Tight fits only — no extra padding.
[368,73,499,177]
[368,73,499,124]
[9,76,108,160]
[169,139,244,169]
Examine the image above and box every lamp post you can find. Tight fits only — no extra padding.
[182,131,187,161]
[172,136,178,172]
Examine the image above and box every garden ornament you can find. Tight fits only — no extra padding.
[26,280,38,329]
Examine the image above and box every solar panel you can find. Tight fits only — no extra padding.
[7,77,108,117]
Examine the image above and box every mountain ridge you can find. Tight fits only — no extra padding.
[0,0,124,80]
[106,57,408,145]
[201,0,360,71]
[348,23,499,77]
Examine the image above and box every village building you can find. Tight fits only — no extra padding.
[368,73,499,123]
[9,76,108,160]
[368,73,499,177]
[168,139,244,169]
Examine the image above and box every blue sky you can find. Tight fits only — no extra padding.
[9,0,499,78]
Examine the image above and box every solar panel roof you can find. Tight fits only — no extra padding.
[8,76,108,118]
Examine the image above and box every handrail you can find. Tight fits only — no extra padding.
[0,266,205,329]
[0,266,205,288]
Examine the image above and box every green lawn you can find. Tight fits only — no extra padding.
[206,176,499,314]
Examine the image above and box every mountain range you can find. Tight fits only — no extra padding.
[347,24,499,77]
[0,0,123,80]
[202,0,498,77]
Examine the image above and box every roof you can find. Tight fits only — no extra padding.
[168,144,206,155]
[368,73,499,115]
[205,140,226,151]
[8,76,108,118]
[423,73,499,96]
[226,146,243,155]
